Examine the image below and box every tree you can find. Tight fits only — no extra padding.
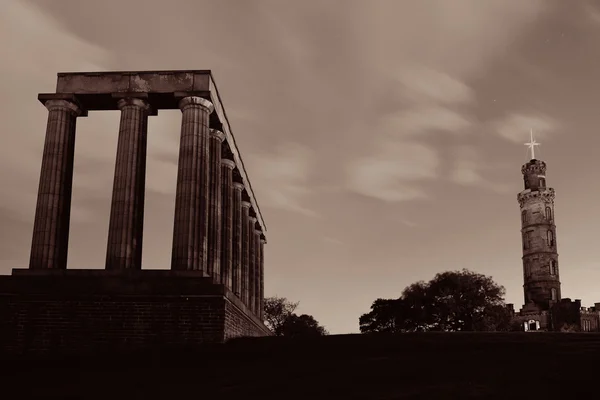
[263,296,328,337]
[359,269,512,333]
[280,314,329,337]
[264,296,298,335]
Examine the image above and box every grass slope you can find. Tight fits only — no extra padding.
[3,332,600,399]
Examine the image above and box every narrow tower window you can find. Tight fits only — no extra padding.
[551,288,557,301]
[545,206,552,221]
[539,178,546,187]
[550,260,557,275]
[547,230,554,247]
[522,210,527,224]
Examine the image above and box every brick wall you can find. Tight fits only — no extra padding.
[0,270,271,355]
[0,295,229,354]
[223,294,272,340]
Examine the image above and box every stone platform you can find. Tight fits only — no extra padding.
[0,269,271,354]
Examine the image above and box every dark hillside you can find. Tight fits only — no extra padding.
[3,332,599,399]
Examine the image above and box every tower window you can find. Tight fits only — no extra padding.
[539,178,546,187]
[522,210,527,224]
[550,260,557,275]
[547,230,554,247]
[551,288,557,301]
[545,206,552,221]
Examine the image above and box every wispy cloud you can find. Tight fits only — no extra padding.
[0,0,113,223]
[246,143,317,216]
[400,219,418,228]
[322,236,345,246]
[447,145,517,194]
[584,0,600,25]
[394,67,475,106]
[382,106,473,138]
[493,113,559,144]
[346,141,439,202]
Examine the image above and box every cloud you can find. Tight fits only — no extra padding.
[447,145,517,194]
[400,219,418,228]
[245,143,317,216]
[448,145,484,186]
[0,0,113,222]
[381,106,473,138]
[346,141,439,202]
[394,67,475,106]
[584,1,600,25]
[493,113,559,144]
[322,236,345,245]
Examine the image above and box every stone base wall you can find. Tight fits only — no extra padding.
[0,269,271,355]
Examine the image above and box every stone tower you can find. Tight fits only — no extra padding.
[517,158,561,311]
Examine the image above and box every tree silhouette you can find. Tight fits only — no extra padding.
[360,269,512,333]
[264,296,298,335]
[280,314,328,337]
[264,296,328,336]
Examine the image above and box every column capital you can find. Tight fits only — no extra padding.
[210,129,226,142]
[111,93,156,115]
[241,200,252,209]
[44,99,83,117]
[38,93,87,116]
[233,182,245,192]
[177,96,214,114]
[221,159,236,169]
[116,97,151,112]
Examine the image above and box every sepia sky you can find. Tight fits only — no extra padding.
[1,0,600,334]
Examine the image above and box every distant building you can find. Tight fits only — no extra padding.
[507,138,600,331]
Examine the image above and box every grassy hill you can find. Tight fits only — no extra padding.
[3,332,600,399]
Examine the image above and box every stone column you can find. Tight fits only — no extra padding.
[232,182,244,296]
[207,129,225,282]
[171,96,214,271]
[253,228,262,316]
[259,236,266,321]
[220,159,236,289]
[29,98,83,270]
[248,215,257,314]
[105,97,151,270]
[241,200,251,306]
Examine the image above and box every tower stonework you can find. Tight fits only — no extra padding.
[509,153,600,332]
[518,159,561,310]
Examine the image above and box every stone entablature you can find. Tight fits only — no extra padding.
[44,70,266,234]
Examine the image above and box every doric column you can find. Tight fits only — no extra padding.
[207,129,225,282]
[259,236,266,321]
[248,215,257,314]
[29,98,83,270]
[253,228,262,316]
[232,182,244,296]
[105,97,151,270]
[171,96,214,271]
[220,159,236,289]
[241,200,251,306]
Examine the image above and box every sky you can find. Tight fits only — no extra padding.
[1,0,600,334]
